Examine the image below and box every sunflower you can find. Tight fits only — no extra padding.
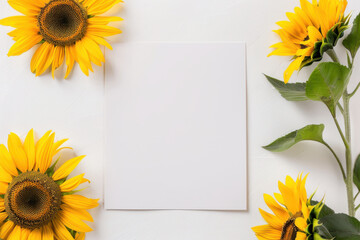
[0,0,123,78]
[252,175,325,240]
[0,129,99,240]
[269,0,349,83]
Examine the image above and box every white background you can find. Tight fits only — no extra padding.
[0,0,360,239]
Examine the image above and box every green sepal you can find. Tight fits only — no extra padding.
[306,223,314,234]
[300,18,349,70]
[310,200,335,219]
[320,42,333,56]
[55,178,67,186]
[61,187,88,196]
[45,157,60,177]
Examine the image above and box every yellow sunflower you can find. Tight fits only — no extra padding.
[0,0,123,78]
[252,175,325,240]
[0,129,99,240]
[269,0,349,83]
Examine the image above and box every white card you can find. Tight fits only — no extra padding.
[105,42,247,210]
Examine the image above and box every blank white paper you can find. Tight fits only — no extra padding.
[104,42,247,210]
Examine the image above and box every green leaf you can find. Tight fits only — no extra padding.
[316,224,334,240]
[305,62,351,116]
[343,13,360,58]
[265,75,309,101]
[320,214,360,240]
[263,124,325,152]
[353,154,360,192]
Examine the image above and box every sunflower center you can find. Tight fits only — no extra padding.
[5,171,62,229]
[281,218,298,240]
[38,0,88,46]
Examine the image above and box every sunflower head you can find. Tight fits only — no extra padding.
[252,174,327,240]
[0,130,99,240]
[269,0,349,83]
[38,0,88,46]
[0,0,123,78]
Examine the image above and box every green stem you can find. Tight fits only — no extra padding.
[327,49,355,216]
[343,92,355,216]
[322,142,346,180]
[327,49,341,63]
[332,116,349,149]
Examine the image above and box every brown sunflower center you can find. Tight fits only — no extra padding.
[281,218,298,240]
[5,171,62,229]
[38,0,88,46]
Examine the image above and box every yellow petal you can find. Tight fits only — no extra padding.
[88,16,123,25]
[75,232,86,240]
[62,195,99,209]
[20,228,31,240]
[8,26,39,40]
[51,46,65,79]
[295,217,308,231]
[274,193,285,205]
[0,16,37,28]
[87,34,113,50]
[7,34,42,56]
[259,208,283,230]
[52,155,85,181]
[307,26,323,42]
[8,132,28,173]
[8,0,45,16]
[65,45,76,79]
[0,182,8,194]
[0,221,15,239]
[284,56,305,83]
[28,228,42,240]
[0,199,5,212]
[42,223,54,240]
[52,217,75,240]
[58,208,93,232]
[0,165,13,183]
[35,42,55,77]
[0,212,8,223]
[52,138,70,156]
[278,180,299,214]
[252,224,282,239]
[75,40,93,76]
[61,204,94,222]
[295,231,307,240]
[36,132,55,173]
[7,225,22,240]
[86,0,123,16]
[87,25,122,37]
[0,144,18,176]
[60,174,88,192]
[31,44,47,73]
[24,129,36,171]
[82,37,105,66]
